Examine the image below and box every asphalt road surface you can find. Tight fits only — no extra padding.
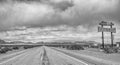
[0,46,114,65]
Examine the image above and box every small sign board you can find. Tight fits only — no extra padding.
[98,27,116,33]
[99,21,114,26]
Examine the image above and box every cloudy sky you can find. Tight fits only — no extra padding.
[0,0,120,43]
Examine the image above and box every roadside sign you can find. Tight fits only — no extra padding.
[99,21,114,26]
[98,27,116,33]
[98,21,116,48]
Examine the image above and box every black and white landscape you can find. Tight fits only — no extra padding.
[0,0,120,65]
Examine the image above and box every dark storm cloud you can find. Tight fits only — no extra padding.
[51,1,74,11]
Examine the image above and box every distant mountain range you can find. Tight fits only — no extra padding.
[49,39,100,44]
[0,39,24,44]
[0,39,100,44]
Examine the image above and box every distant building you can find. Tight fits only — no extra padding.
[116,42,120,47]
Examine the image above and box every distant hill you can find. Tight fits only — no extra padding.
[51,39,100,44]
[0,39,7,44]
[86,41,100,44]
[9,41,25,44]
[51,39,79,43]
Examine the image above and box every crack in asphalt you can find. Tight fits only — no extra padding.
[41,48,50,65]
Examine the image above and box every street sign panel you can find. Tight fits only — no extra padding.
[98,27,116,33]
[99,21,114,26]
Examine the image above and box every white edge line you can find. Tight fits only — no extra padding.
[59,51,89,65]
[47,47,89,65]
[0,51,29,65]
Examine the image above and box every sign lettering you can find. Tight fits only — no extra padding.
[98,27,116,33]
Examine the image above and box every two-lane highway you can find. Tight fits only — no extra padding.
[0,46,115,65]
[0,46,90,65]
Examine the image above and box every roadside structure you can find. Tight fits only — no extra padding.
[98,21,116,48]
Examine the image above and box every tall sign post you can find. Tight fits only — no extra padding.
[102,25,104,48]
[110,22,114,47]
[98,21,116,48]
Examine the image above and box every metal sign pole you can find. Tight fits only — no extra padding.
[101,25,104,49]
[110,24,114,47]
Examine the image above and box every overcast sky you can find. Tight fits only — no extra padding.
[0,0,120,43]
